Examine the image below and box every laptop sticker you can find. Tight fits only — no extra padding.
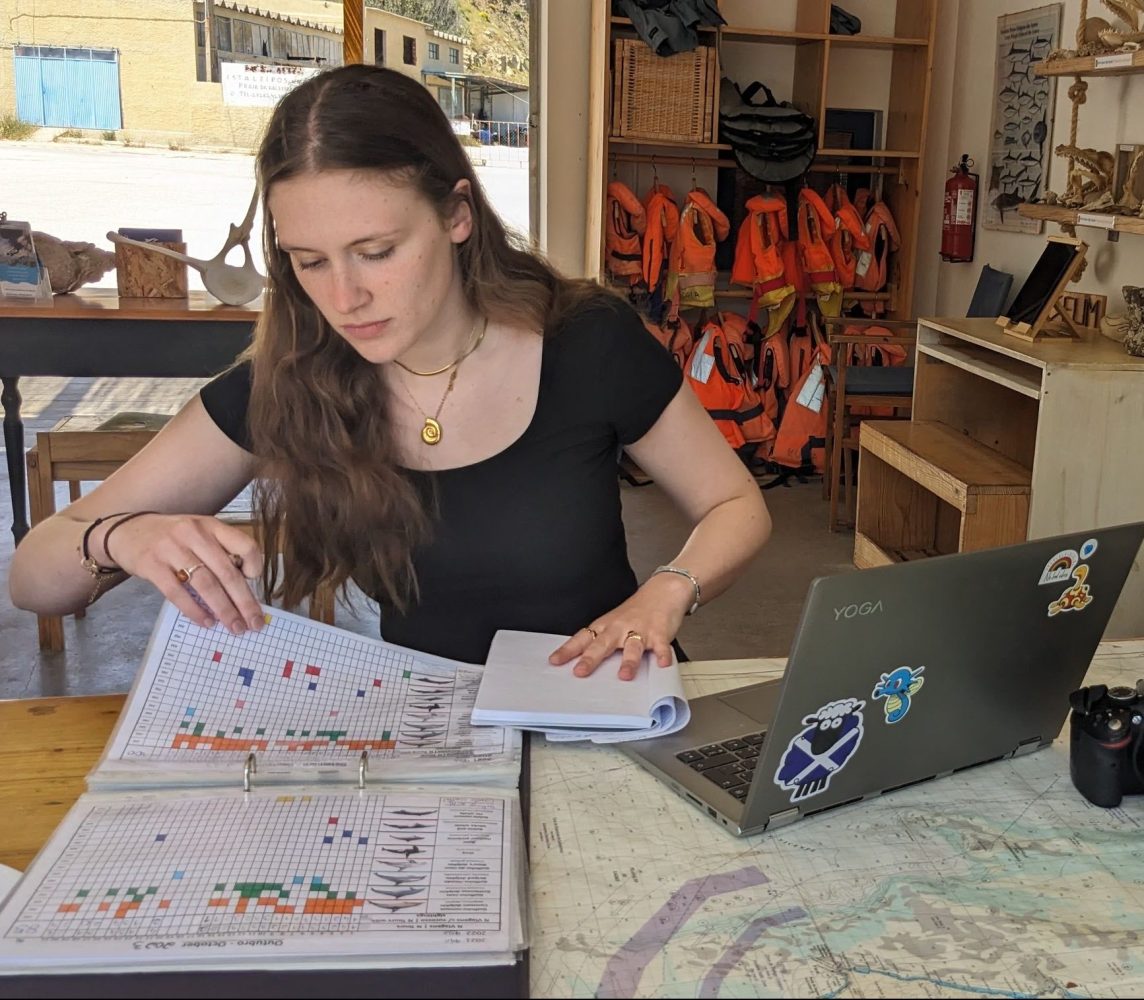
[1040,538,1097,617]
[773,698,865,802]
[871,666,925,724]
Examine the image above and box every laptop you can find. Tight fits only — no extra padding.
[621,523,1144,837]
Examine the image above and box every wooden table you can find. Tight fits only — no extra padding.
[0,289,258,545]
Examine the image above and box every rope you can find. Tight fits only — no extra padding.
[1076,0,1089,49]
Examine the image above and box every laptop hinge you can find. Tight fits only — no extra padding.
[767,808,800,830]
[1014,737,1043,757]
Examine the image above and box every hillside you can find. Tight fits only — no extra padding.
[365,0,529,86]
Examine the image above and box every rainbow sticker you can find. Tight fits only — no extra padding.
[1039,549,1080,586]
[1041,538,1098,617]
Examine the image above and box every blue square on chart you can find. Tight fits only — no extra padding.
[308,682,317,691]
[172,871,185,880]
[293,875,304,884]
[342,830,352,838]
[356,689,365,697]
[358,836,368,845]
[323,836,333,844]
[155,833,167,842]
[185,707,195,716]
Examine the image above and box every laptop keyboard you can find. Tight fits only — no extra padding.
[675,732,766,800]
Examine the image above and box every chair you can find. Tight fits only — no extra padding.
[822,318,917,532]
[966,263,1014,318]
[25,412,335,652]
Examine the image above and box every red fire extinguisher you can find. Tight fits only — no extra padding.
[940,154,978,263]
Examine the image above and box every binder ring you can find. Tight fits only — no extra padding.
[244,751,257,791]
[359,750,369,790]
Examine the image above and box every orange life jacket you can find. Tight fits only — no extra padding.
[730,195,796,337]
[772,341,831,474]
[643,314,694,370]
[642,183,679,299]
[824,184,872,290]
[685,318,749,451]
[796,189,843,316]
[852,186,873,219]
[605,180,646,286]
[855,200,901,316]
[668,188,731,310]
[720,312,786,452]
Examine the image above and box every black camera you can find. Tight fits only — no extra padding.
[1068,681,1144,808]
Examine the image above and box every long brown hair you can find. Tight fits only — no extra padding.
[249,64,597,612]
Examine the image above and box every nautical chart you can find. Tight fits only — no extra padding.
[528,654,1144,999]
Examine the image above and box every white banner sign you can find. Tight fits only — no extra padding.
[220,62,319,108]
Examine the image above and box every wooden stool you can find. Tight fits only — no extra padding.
[25,413,335,652]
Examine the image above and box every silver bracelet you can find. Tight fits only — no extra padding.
[653,564,701,616]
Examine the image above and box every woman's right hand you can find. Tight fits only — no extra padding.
[98,512,265,635]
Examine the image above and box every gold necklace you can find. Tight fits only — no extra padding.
[395,317,487,445]
[392,314,486,377]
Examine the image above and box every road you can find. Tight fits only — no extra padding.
[1,141,530,291]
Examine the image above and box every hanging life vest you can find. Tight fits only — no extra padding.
[772,340,831,474]
[605,180,647,287]
[668,188,731,310]
[730,194,796,339]
[855,200,901,316]
[642,182,680,322]
[685,318,749,451]
[824,183,872,291]
[643,314,694,370]
[797,188,843,317]
[720,312,787,448]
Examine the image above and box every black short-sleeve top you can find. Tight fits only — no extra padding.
[199,295,682,663]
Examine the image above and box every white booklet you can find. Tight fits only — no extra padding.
[0,603,527,976]
[470,630,690,743]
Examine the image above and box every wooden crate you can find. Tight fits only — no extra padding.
[611,39,715,144]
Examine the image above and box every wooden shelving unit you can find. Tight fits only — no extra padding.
[585,0,937,320]
[1035,49,1144,77]
[1016,203,1144,235]
[854,316,1144,638]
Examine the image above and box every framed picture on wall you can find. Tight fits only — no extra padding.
[983,4,1062,233]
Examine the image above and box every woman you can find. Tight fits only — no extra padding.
[9,65,771,680]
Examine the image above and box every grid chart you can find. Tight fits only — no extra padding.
[119,612,506,765]
[4,793,508,951]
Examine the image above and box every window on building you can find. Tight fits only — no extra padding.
[254,24,270,58]
[374,28,385,65]
[403,36,416,65]
[234,20,253,56]
[449,46,459,64]
[194,3,205,48]
[215,16,232,52]
[428,42,439,60]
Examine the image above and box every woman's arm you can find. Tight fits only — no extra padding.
[550,383,771,677]
[9,396,263,634]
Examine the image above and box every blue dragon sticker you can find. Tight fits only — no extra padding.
[773,697,865,802]
[871,666,925,724]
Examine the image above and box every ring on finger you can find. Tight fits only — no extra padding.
[623,630,644,646]
[582,626,599,640]
[175,563,205,584]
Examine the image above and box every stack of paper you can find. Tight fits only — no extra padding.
[470,631,691,743]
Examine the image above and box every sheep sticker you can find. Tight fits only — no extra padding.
[774,697,866,802]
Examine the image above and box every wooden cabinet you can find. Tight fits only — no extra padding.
[855,316,1144,638]
[585,0,937,318]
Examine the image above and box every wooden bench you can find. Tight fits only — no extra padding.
[854,419,1031,568]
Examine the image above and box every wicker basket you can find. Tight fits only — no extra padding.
[611,39,717,144]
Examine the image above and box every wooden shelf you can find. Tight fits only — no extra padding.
[817,148,921,159]
[608,137,733,151]
[610,15,718,33]
[721,26,825,44]
[828,33,928,49]
[1035,49,1144,77]
[1017,203,1144,235]
[917,343,1042,399]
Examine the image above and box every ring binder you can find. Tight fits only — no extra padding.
[243,751,256,792]
[359,750,369,789]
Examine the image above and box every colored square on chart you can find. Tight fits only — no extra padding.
[357,690,365,698]
[154,833,166,842]
[233,726,243,734]
[308,682,317,691]
[212,650,222,663]
[76,889,89,898]
[234,700,245,709]
[173,871,185,880]
[238,667,254,687]
[287,729,296,736]
[323,836,334,844]
[158,899,172,909]
[403,670,411,679]
[214,883,227,892]
[184,707,195,716]
[328,817,338,824]
[256,727,266,735]
[358,837,368,845]
[342,830,352,838]
[283,660,294,678]
[293,876,305,884]
[305,665,320,677]
[373,679,382,687]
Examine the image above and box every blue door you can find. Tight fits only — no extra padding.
[14,46,123,130]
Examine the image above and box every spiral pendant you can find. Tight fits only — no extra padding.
[421,417,442,445]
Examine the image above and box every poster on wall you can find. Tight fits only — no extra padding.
[983,4,1062,233]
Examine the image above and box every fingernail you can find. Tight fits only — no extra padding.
[203,618,217,629]
[230,622,246,636]
[248,616,264,631]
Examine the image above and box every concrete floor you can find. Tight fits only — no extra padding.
[0,376,856,699]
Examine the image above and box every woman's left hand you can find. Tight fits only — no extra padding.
[547,573,694,680]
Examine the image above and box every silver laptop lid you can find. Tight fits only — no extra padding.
[740,522,1144,833]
